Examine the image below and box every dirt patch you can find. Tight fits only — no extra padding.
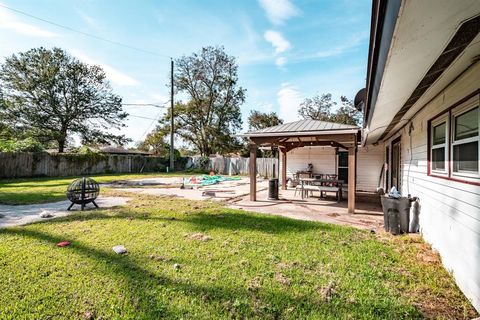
[317,281,336,302]
[274,272,291,286]
[186,233,213,242]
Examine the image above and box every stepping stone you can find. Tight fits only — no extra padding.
[112,245,127,254]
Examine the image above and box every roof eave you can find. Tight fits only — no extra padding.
[364,0,402,130]
[237,129,360,138]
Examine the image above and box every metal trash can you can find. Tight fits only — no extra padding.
[268,178,279,200]
[380,196,412,234]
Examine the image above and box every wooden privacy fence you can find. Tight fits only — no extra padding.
[188,157,278,177]
[0,152,188,178]
[0,152,278,179]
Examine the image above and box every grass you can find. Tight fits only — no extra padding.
[0,193,476,319]
[0,172,187,205]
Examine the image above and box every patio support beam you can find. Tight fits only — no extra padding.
[348,146,356,213]
[249,144,257,201]
[281,149,287,190]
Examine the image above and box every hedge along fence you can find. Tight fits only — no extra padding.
[0,152,189,178]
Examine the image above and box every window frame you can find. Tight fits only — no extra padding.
[427,91,480,186]
[450,101,479,179]
[430,115,448,175]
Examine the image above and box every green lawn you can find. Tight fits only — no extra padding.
[0,194,476,319]
[0,172,187,205]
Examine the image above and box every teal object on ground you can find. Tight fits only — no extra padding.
[183,175,242,187]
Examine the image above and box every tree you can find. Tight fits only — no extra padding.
[298,93,362,126]
[298,93,336,121]
[158,46,246,156]
[248,110,283,131]
[137,126,167,155]
[0,47,129,152]
[330,96,362,126]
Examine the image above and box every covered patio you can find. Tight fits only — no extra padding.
[229,185,383,229]
[240,120,369,214]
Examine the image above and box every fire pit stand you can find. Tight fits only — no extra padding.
[66,177,100,211]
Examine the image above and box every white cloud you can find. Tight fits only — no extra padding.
[149,93,169,103]
[264,30,290,54]
[76,9,98,29]
[277,83,302,121]
[275,56,287,67]
[70,50,140,87]
[0,6,57,37]
[297,32,369,61]
[258,0,300,25]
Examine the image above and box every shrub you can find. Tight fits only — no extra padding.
[0,138,44,152]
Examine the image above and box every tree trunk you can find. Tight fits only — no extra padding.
[58,126,68,153]
[58,138,66,153]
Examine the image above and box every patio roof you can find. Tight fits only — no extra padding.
[241,119,359,136]
[239,119,361,150]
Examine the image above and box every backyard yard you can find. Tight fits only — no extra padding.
[0,175,477,319]
[0,172,188,205]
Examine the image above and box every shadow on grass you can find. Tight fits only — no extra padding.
[27,207,334,235]
[183,211,336,234]
[0,227,328,319]
[0,192,66,205]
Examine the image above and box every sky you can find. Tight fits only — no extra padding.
[0,0,371,146]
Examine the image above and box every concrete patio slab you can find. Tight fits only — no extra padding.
[227,188,384,230]
[113,177,269,202]
[109,176,383,230]
[0,197,130,228]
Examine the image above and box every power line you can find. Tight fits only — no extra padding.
[128,114,161,121]
[139,109,164,140]
[0,3,172,59]
[122,103,168,109]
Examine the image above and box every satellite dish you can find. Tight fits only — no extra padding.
[354,88,366,111]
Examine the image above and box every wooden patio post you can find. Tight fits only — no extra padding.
[348,146,356,213]
[281,149,287,190]
[249,144,257,201]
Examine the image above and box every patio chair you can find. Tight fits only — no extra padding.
[294,184,304,197]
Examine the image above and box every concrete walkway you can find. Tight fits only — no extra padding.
[0,197,130,228]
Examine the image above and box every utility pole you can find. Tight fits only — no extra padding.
[169,58,174,171]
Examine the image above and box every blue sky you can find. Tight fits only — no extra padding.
[0,0,371,145]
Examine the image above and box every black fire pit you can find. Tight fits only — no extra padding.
[66,177,100,211]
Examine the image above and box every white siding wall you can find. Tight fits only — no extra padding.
[357,145,385,192]
[382,63,480,310]
[284,146,336,179]
[280,145,384,192]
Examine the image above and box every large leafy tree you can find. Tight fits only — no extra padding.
[298,93,335,121]
[330,96,362,126]
[298,93,362,126]
[0,47,129,152]
[136,126,167,155]
[248,110,283,131]
[159,46,245,156]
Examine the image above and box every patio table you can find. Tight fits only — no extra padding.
[299,178,344,201]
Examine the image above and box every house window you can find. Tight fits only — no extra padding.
[452,106,479,175]
[337,151,348,182]
[431,120,447,172]
[428,94,480,184]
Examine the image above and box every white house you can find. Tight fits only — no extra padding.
[363,0,480,311]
